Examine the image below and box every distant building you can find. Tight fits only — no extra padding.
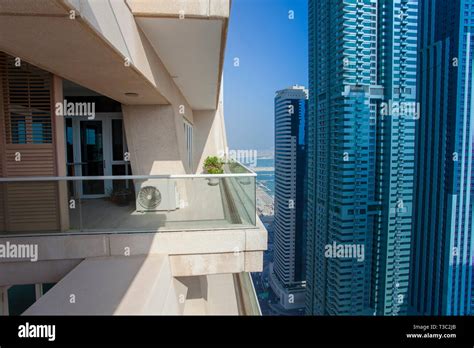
[306,0,418,315]
[270,85,308,310]
[410,0,474,315]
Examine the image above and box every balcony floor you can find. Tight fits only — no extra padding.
[69,179,246,233]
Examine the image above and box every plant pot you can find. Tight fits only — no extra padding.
[207,177,220,186]
[238,177,251,185]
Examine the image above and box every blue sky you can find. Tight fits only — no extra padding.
[223,0,308,152]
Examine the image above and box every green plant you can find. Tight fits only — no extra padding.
[204,156,224,174]
[207,166,224,174]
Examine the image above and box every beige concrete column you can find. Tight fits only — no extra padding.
[53,75,70,232]
[122,104,190,204]
[193,86,228,173]
[122,105,188,175]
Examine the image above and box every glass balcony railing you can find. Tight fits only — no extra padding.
[0,162,257,236]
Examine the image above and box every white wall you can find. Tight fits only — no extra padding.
[193,88,228,173]
[122,104,189,175]
[123,81,228,175]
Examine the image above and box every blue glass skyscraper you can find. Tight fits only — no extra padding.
[306,0,418,315]
[410,0,474,316]
[271,86,308,310]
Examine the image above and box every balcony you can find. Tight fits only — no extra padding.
[0,162,257,236]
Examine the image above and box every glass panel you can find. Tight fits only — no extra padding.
[0,168,257,235]
[112,119,124,161]
[31,121,44,144]
[65,119,76,196]
[31,111,52,144]
[9,114,51,144]
[42,283,56,295]
[8,284,36,315]
[66,118,74,164]
[80,121,104,195]
[224,162,257,226]
[11,114,26,144]
[111,165,133,192]
[79,177,249,232]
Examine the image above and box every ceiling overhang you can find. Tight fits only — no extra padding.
[0,0,169,105]
[136,17,226,110]
[127,0,230,110]
[0,0,230,109]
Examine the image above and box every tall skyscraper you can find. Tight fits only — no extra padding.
[410,0,474,316]
[306,0,419,315]
[270,85,308,310]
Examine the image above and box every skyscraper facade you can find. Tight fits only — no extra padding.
[410,0,474,316]
[306,0,418,315]
[270,86,308,310]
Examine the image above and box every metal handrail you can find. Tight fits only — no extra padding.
[0,162,257,182]
[0,173,256,182]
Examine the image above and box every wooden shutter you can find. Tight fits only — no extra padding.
[0,52,59,232]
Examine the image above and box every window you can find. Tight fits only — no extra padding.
[66,118,74,164]
[1,52,53,144]
[7,285,36,315]
[42,283,56,295]
[2,283,58,315]
[11,114,26,144]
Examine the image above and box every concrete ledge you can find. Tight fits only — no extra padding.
[0,226,266,263]
[0,222,267,285]
[244,251,263,272]
[169,250,263,277]
[126,0,230,19]
[0,223,267,264]
[170,252,244,276]
[0,234,109,263]
[245,226,268,251]
[109,230,247,256]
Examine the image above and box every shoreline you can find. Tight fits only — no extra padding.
[256,183,274,217]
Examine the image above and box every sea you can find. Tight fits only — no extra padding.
[253,157,274,197]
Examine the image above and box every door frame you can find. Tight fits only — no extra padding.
[66,112,123,198]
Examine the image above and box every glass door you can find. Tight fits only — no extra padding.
[79,120,105,197]
[66,114,123,198]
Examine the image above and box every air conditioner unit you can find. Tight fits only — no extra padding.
[135,179,180,212]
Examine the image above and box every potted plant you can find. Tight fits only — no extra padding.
[109,187,133,206]
[204,156,224,186]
